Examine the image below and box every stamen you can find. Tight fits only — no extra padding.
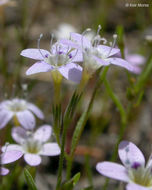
[107,34,117,57]
[37,33,45,58]
[96,25,102,36]
[22,83,28,99]
[100,37,107,44]
[92,25,102,47]
[3,142,9,153]
[81,28,91,50]
[50,33,54,52]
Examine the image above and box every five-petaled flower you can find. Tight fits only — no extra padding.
[2,125,60,166]
[20,35,83,84]
[0,98,44,130]
[96,140,152,190]
[0,150,23,175]
[60,26,139,76]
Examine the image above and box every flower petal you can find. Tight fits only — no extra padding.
[24,154,41,166]
[26,61,53,75]
[12,127,28,143]
[58,63,82,83]
[40,143,60,156]
[59,39,80,49]
[34,125,52,142]
[93,56,110,66]
[0,167,9,176]
[1,150,23,164]
[70,32,91,49]
[70,50,83,62]
[98,45,120,57]
[2,145,23,153]
[126,183,150,190]
[118,141,145,167]
[126,54,145,66]
[96,161,129,182]
[16,110,35,130]
[27,103,44,119]
[20,48,51,60]
[107,58,140,73]
[0,110,13,129]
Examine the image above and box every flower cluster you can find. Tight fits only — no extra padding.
[2,125,60,166]
[0,97,60,174]
[21,26,142,86]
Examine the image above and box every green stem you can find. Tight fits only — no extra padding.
[55,90,82,190]
[103,79,127,190]
[66,67,109,180]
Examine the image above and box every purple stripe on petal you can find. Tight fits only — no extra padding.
[58,63,82,83]
[27,103,44,120]
[118,141,145,167]
[96,161,129,182]
[1,150,23,164]
[20,48,51,60]
[40,143,60,156]
[16,110,35,130]
[131,162,141,170]
[24,154,41,166]
[26,61,53,75]
[34,125,52,143]
[0,167,9,176]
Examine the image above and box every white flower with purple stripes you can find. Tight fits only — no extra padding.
[20,34,83,83]
[2,125,60,166]
[96,141,152,190]
[60,26,139,75]
[0,98,44,130]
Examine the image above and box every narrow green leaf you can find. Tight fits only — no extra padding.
[24,168,37,190]
[62,173,81,190]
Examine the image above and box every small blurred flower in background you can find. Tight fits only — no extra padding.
[53,23,77,40]
[2,125,60,166]
[0,98,44,130]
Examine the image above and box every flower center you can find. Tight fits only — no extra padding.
[22,138,42,154]
[6,99,27,112]
[44,53,70,67]
[128,162,152,187]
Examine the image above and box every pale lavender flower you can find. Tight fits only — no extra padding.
[0,150,23,175]
[2,125,60,166]
[116,49,145,74]
[125,52,145,74]
[20,35,83,83]
[0,98,44,130]
[60,26,139,75]
[96,141,152,190]
[0,0,16,6]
